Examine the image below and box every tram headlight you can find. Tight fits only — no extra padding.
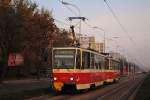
[54,77,57,81]
[70,77,74,81]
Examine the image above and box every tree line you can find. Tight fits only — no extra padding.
[0,0,73,81]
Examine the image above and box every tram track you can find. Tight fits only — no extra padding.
[120,75,146,100]
[55,74,145,100]
[96,74,146,100]
[96,81,133,100]
[62,74,145,100]
[46,95,71,100]
[27,74,146,100]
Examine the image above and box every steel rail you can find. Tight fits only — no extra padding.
[96,74,146,100]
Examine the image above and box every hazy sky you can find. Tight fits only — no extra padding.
[32,0,150,70]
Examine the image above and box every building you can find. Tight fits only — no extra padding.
[76,34,105,53]
[79,36,90,48]
[95,43,104,53]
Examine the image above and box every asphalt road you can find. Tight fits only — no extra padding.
[0,78,51,94]
[0,74,146,100]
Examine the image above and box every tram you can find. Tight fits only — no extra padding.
[52,47,120,92]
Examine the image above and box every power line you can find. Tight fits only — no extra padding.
[83,21,104,37]
[104,0,134,43]
[84,20,144,68]
[104,0,145,68]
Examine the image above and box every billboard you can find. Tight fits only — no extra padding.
[8,53,24,66]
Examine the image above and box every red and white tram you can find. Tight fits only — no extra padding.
[52,47,120,92]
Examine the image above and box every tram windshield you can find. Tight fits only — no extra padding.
[53,49,75,69]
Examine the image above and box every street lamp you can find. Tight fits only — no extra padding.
[61,0,81,15]
[92,26,106,53]
[60,0,82,34]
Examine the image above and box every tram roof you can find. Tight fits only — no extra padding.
[53,47,106,57]
[53,47,120,61]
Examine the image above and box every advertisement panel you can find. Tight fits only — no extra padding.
[8,53,24,66]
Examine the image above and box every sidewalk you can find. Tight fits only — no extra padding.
[0,78,51,94]
[2,78,50,84]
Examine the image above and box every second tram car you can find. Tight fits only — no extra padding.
[52,47,120,92]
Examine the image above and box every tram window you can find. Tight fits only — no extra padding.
[111,61,113,70]
[95,63,99,69]
[105,59,109,70]
[112,61,118,70]
[76,50,81,69]
[95,55,99,69]
[114,62,116,70]
[118,63,120,70]
[116,63,118,70]
[82,51,90,69]
[98,56,102,70]
[116,62,120,70]
[99,63,102,69]
[101,57,105,70]
[91,53,95,69]
[114,62,118,70]
[97,56,104,70]
[53,49,75,69]
[110,60,113,70]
